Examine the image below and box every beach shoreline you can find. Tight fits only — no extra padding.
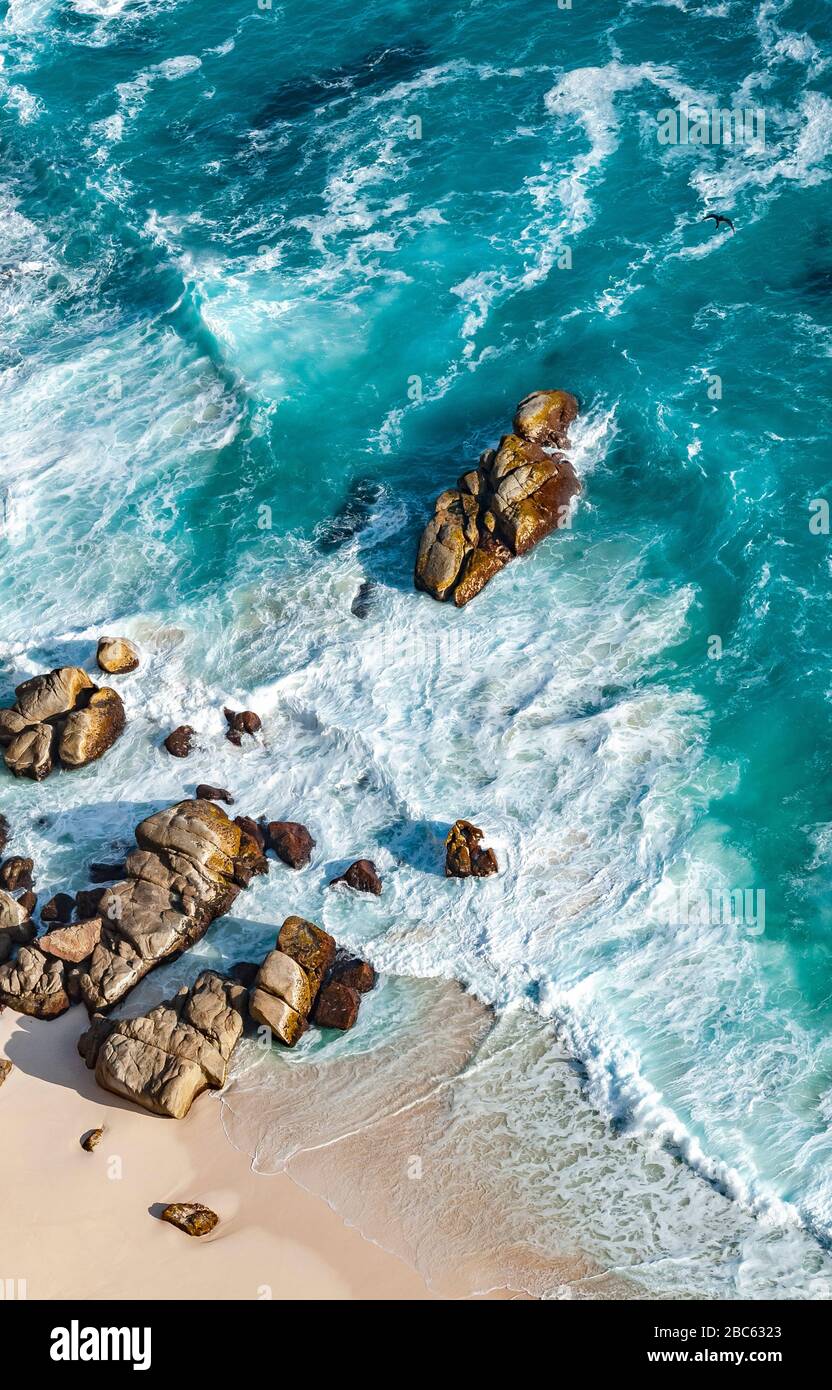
[0,1007,441,1301]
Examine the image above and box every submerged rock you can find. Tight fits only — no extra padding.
[161,1203,219,1237]
[96,636,140,675]
[79,971,247,1119]
[414,390,581,605]
[445,820,499,878]
[329,858,382,895]
[266,820,315,869]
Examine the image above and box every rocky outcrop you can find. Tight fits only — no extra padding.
[329,859,382,895]
[0,667,125,779]
[251,919,375,1043]
[0,945,70,1018]
[164,725,194,758]
[161,1203,218,1237]
[414,390,580,605]
[97,636,140,675]
[266,821,315,869]
[78,971,247,1119]
[445,820,499,878]
[76,799,267,1013]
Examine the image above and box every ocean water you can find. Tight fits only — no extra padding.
[2,0,832,1298]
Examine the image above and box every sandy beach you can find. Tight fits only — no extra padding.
[0,1007,437,1301]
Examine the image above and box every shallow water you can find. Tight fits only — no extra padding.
[2,0,832,1297]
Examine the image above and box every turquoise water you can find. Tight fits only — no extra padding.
[2,0,832,1295]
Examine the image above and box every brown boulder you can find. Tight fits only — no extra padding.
[59,687,126,767]
[196,784,234,805]
[330,953,376,994]
[513,389,579,448]
[0,889,35,942]
[224,707,261,737]
[161,1203,218,1237]
[312,980,361,1030]
[14,666,94,724]
[329,858,382,895]
[233,815,265,851]
[39,918,102,964]
[445,820,499,878]
[41,892,76,924]
[81,1127,104,1152]
[164,725,194,758]
[0,1058,11,1087]
[266,821,315,869]
[16,890,36,917]
[277,916,336,995]
[0,946,70,1019]
[255,949,312,1016]
[0,709,29,745]
[96,636,140,674]
[249,987,306,1047]
[0,856,33,891]
[5,722,54,780]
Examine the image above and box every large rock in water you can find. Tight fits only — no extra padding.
[78,972,247,1119]
[445,820,499,878]
[96,636,140,675]
[58,688,125,767]
[77,800,267,1013]
[0,666,125,779]
[414,390,581,605]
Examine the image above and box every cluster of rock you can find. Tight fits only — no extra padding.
[248,915,376,1046]
[76,921,376,1118]
[0,799,266,1019]
[0,666,126,781]
[445,820,498,878]
[0,855,37,965]
[415,389,581,606]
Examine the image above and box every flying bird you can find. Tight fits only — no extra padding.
[703,213,735,233]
